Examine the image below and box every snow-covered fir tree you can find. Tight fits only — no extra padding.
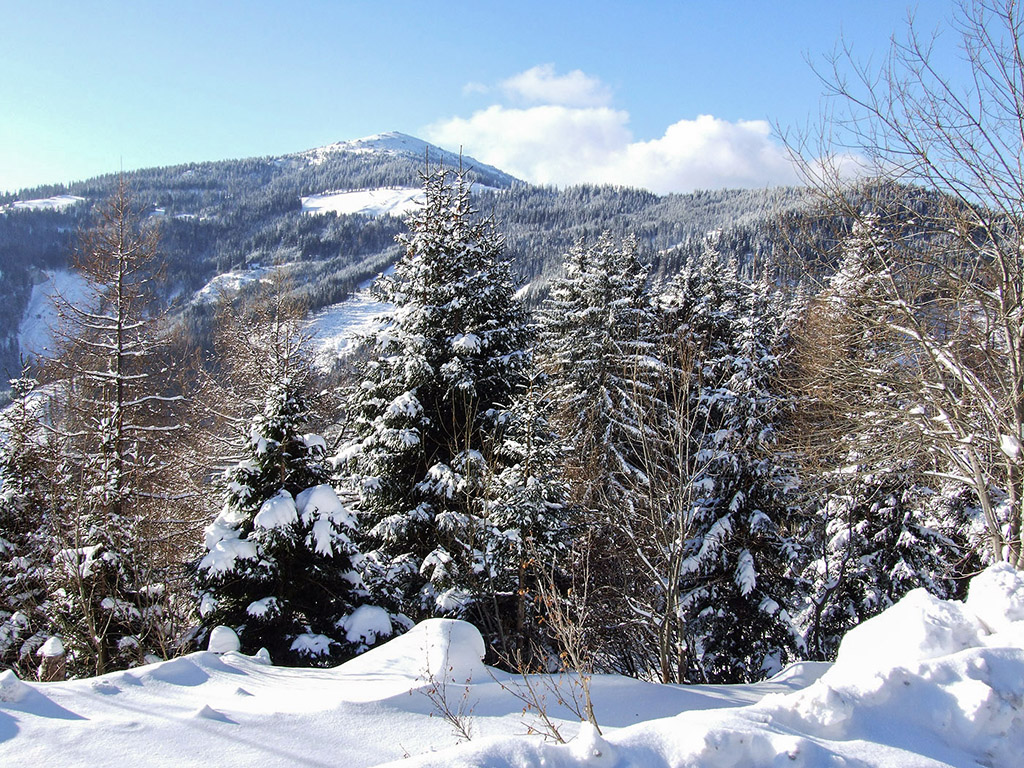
[338,167,533,633]
[537,234,674,674]
[0,376,55,679]
[664,245,803,684]
[537,234,656,516]
[481,363,568,658]
[196,300,372,666]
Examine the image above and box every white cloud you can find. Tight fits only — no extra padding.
[426,105,801,194]
[500,64,613,108]
[428,105,631,186]
[461,81,489,97]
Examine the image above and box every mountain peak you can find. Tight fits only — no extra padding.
[295,132,520,187]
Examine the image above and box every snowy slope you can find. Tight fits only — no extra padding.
[295,131,520,187]
[301,187,423,218]
[2,194,85,213]
[192,263,294,305]
[17,270,93,360]
[306,270,393,370]
[3,565,1024,768]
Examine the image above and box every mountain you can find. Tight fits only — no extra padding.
[0,133,814,382]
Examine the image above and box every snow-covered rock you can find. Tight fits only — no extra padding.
[338,618,485,683]
[208,626,240,654]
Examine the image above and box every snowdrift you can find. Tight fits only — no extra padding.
[1,565,1022,767]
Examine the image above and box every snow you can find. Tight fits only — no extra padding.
[246,597,280,619]
[18,269,93,360]
[208,626,240,654]
[306,272,394,370]
[3,565,1024,767]
[192,263,293,304]
[301,187,423,218]
[198,537,258,576]
[252,489,298,531]
[342,605,393,646]
[3,194,85,213]
[37,637,64,658]
[0,670,28,702]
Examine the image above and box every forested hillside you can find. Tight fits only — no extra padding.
[0,132,815,380]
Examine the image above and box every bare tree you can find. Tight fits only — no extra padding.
[790,0,1024,567]
[42,180,191,675]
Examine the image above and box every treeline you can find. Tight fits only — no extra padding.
[0,170,984,684]
[0,136,815,384]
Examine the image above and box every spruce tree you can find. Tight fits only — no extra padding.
[338,167,532,629]
[536,234,666,674]
[196,301,368,666]
[664,247,803,684]
[0,376,54,678]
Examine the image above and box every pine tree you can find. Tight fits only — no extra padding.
[0,376,54,679]
[665,246,803,684]
[196,299,369,666]
[339,166,532,630]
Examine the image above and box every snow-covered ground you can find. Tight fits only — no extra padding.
[301,187,423,218]
[192,263,294,305]
[306,271,393,370]
[2,194,85,213]
[17,270,93,360]
[3,564,1023,767]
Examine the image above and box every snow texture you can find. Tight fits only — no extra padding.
[341,605,393,646]
[37,637,64,658]
[339,619,486,684]
[301,187,423,218]
[252,490,298,531]
[192,263,291,305]
[18,269,93,361]
[2,194,84,212]
[3,565,1024,767]
[208,626,240,654]
[305,271,394,371]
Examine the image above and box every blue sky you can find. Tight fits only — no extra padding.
[0,1,960,195]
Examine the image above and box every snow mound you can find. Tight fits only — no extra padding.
[755,563,1024,764]
[569,722,617,763]
[393,563,1024,768]
[208,626,240,654]
[832,587,983,676]
[0,669,29,702]
[337,618,485,683]
[966,561,1024,634]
